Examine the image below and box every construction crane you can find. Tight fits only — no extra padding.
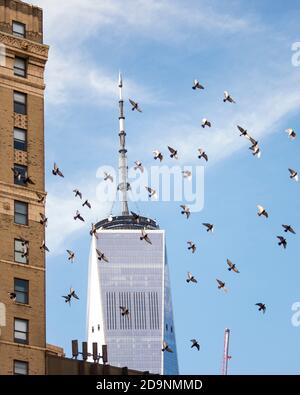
[222,328,231,375]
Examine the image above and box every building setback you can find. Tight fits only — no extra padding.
[0,0,49,375]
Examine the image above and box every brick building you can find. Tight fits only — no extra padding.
[0,0,49,375]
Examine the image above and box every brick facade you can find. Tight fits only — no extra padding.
[0,0,48,375]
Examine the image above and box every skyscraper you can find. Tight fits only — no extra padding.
[86,75,179,374]
[0,0,49,375]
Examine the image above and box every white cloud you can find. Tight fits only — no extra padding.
[45,48,159,106]
[134,73,300,165]
[35,0,251,44]
[36,0,253,106]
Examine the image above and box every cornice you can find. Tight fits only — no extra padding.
[0,31,49,60]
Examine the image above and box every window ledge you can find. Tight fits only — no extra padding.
[14,303,32,309]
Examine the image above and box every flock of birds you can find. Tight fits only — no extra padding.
[125,80,298,354]
[7,78,298,358]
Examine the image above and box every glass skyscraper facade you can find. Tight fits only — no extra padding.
[86,216,178,374]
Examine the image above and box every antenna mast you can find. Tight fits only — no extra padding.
[117,73,130,215]
[222,328,231,375]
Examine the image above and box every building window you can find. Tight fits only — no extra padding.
[14,360,28,375]
[14,92,27,115]
[14,201,28,225]
[14,279,29,304]
[14,318,29,344]
[14,128,27,151]
[14,239,28,264]
[14,164,27,186]
[14,57,27,77]
[12,21,26,38]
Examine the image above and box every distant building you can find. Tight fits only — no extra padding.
[0,0,49,375]
[86,76,179,374]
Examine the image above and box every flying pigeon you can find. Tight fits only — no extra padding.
[39,213,48,227]
[120,306,130,316]
[162,341,173,353]
[202,223,214,232]
[187,241,196,253]
[90,223,98,239]
[145,186,157,199]
[192,80,204,90]
[190,339,200,351]
[216,279,227,292]
[201,118,211,128]
[257,205,268,218]
[237,125,250,138]
[96,249,109,262]
[182,170,192,180]
[256,303,266,314]
[286,128,296,140]
[153,150,163,162]
[24,175,35,185]
[21,244,29,258]
[282,224,296,234]
[40,240,49,252]
[131,211,140,223]
[36,192,46,204]
[104,172,113,182]
[249,136,258,146]
[288,168,298,182]
[82,199,91,209]
[168,146,178,159]
[186,272,197,283]
[180,205,191,219]
[74,210,85,222]
[277,236,287,249]
[249,142,261,158]
[198,149,208,162]
[52,162,64,177]
[8,292,16,301]
[140,229,152,244]
[129,99,142,112]
[227,259,240,273]
[18,236,28,246]
[62,288,79,305]
[73,189,82,199]
[134,161,144,173]
[11,167,23,182]
[223,91,236,103]
[66,250,75,263]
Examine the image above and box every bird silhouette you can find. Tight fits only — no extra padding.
[192,80,204,90]
[187,241,196,253]
[256,303,266,314]
[227,259,240,273]
[198,149,208,162]
[129,99,142,112]
[223,91,236,103]
[140,229,152,244]
[277,236,287,249]
[186,272,197,284]
[52,162,64,177]
[180,205,191,219]
[190,339,200,351]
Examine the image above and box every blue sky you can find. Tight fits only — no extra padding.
[33,0,300,374]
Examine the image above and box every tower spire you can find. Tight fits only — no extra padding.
[117,73,130,215]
